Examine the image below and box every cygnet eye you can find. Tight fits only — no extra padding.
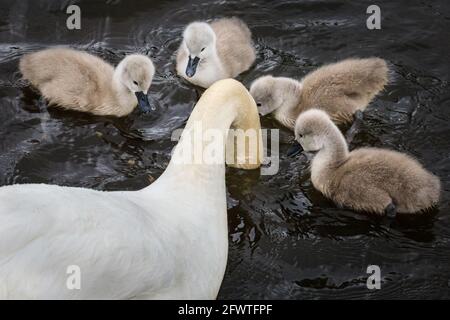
[256,103,262,107]
[298,133,303,138]
[133,80,139,86]
[201,47,206,52]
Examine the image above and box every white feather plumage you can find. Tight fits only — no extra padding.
[0,79,262,299]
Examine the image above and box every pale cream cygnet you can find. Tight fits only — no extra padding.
[250,58,389,133]
[20,48,155,117]
[295,109,441,217]
[176,18,256,88]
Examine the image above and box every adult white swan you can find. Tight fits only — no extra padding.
[0,79,263,299]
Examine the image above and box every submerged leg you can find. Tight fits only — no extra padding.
[385,202,397,219]
[345,110,364,144]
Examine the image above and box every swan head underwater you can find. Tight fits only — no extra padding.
[114,54,155,113]
[182,22,216,77]
[294,109,338,153]
[249,75,302,116]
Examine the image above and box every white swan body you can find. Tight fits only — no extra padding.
[0,79,262,299]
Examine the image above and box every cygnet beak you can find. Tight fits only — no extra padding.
[135,91,152,113]
[186,56,200,78]
[257,105,270,116]
[286,140,303,157]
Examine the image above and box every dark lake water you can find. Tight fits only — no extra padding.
[0,0,449,299]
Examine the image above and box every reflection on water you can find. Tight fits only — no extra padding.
[0,0,449,299]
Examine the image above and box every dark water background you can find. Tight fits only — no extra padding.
[0,0,449,299]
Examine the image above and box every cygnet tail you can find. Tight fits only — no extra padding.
[19,52,53,87]
[397,172,441,214]
[229,17,252,40]
[343,58,389,98]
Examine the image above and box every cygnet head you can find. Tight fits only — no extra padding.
[249,76,281,116]
[294,109,336,152]
[250,75,302,116]
[182,22,216,77]
[116,54,155,113]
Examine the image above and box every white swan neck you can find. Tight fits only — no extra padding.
[149,80,261,192]
[163,100,237,186]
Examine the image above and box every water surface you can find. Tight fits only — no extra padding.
[0,0,449,299]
